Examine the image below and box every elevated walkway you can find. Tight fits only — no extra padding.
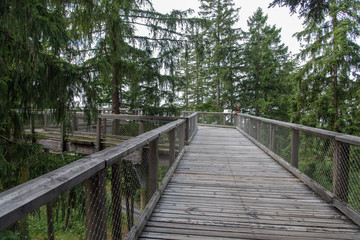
[139,126,360,239]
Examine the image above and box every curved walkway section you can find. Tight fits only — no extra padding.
[139,126,360,239]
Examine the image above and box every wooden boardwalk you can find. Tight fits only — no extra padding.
[139,126,360,240]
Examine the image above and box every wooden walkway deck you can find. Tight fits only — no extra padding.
[139,126,360,240]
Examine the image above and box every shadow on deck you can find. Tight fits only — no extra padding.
[139,126,360,240]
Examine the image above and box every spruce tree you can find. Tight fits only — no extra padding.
[239,8,294,121]
[292,0,360,133]
[199,0,241,110]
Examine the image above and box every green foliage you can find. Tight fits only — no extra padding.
[239,8,294,121]
[293,0,360,133]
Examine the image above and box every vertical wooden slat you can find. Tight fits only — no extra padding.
[333,141,350,203]
[85,170,107,240]
[30,114,36,143]
[291,129,299,168]
[96,118,102,152]
[223,114,226,126]
[72,117,78,132]
[138,121,144,135]
[168,129,175,166]
[185,118,189,143]
[102,118,107,137]
[202,113,204,124]
[46,203,54,240]
[111,163,122,240]
[256,120,261,141]
[270,124,275,152]
[60,122,66,152]
[178,123,184,151]
[148,139,158,200]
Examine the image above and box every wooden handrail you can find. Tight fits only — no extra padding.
[237,113,360,146]
[0,118,185,232]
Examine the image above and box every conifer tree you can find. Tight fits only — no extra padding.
[239,8,294,121]
[199,0,241,110]
[292,0,360,133]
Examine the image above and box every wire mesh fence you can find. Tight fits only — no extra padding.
[237,114,360,215]
[0,114,194,239]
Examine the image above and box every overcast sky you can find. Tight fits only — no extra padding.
[151,0,304,54]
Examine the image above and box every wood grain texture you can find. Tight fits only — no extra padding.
[139,126,360,240]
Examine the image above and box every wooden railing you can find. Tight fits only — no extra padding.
[0,113,198,239]
[235,113,360,226]
[183,110,360,225]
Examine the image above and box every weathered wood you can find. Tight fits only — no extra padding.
[111,163,122,240]
[102,118,107,136]
[178,123,184,152]
[72,117,78,132]
[168,129,175,166]
[0,119,185,232]
[96,118,102,151]
[256,119,261,141]
[139,126,360,239]
[223,114,226,125]
[85,170,107,240]
[60,122,66,152]
[237,126,360,227]
[333,140,350,203]
[270,123,275,152]
[125,146,186,240]
[46,203,54,240]
[291,128,299,168]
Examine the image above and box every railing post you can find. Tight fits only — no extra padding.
[223,114,226,126]
[102,118,107,137]
[72,116,78,132]
[333,140,350,203]
[111,163,122,240]
[291,129,299,168]
[185,118,189,143]
[148,138,158,200]
[60,122,66,152]
[85,170,107,240]
[202,113,204,124]
[30,114,36,143]
[178,123,185,151]
[96,118,102,152]
[138,120,144,135]
[46,203,54,240]
[247,117,251,134]
[168,129,175,166]
[256,120,261,141]
[270,124,275,152]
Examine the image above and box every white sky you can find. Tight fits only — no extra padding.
[151,0,304,54]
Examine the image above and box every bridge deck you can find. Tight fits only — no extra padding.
[139,126,360,239]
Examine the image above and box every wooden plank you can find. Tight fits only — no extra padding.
[139,126,360,239]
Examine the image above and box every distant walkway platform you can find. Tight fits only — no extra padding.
[139,126,360,239]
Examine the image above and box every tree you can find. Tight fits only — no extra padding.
[239,8,294,121]
[71,0,198,118]
[269,0,330,21]
[292,0,360,133]
[199,0,242,110]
